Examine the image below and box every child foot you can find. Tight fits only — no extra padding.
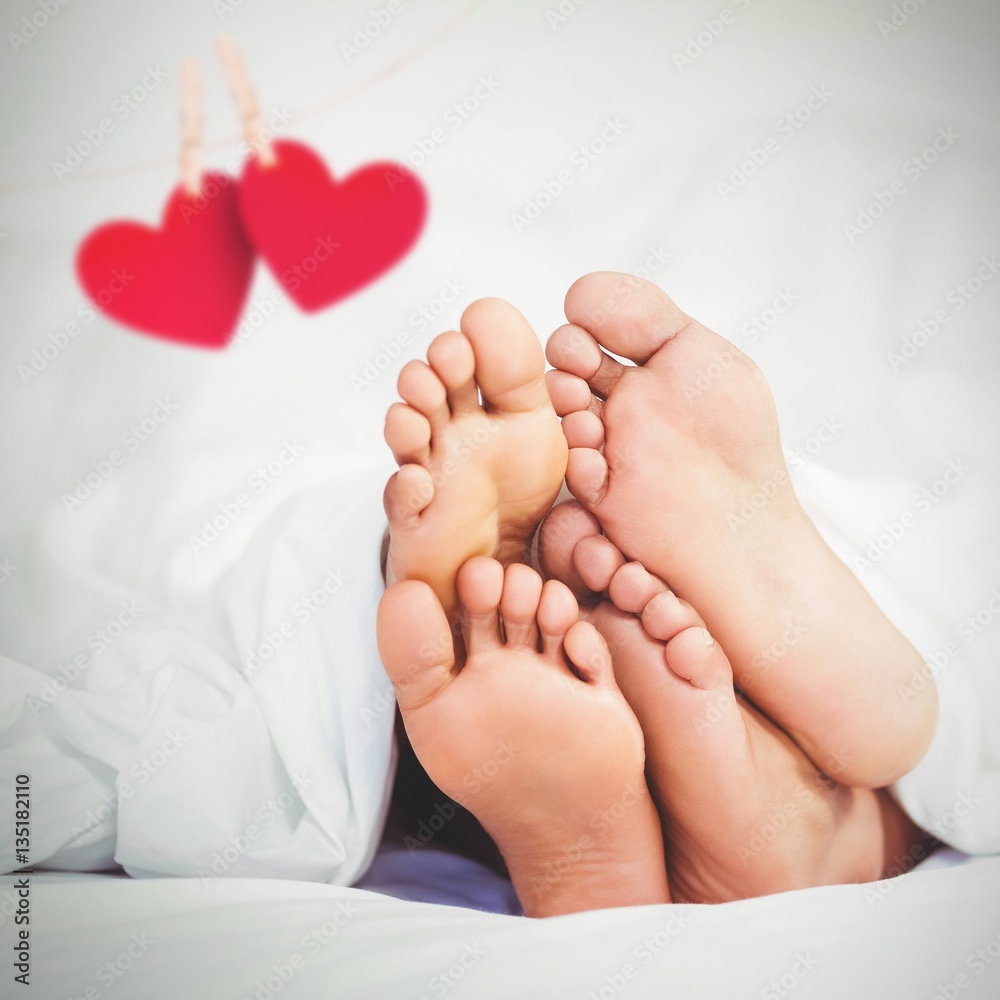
[377,556,669,916]
[538,503,923,903]
[384,298,567,621]
[544,273,937,788]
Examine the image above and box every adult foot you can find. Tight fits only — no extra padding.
[538,502,924,903]
[544,273,937,788]
[384,298,566,621]
[377,556,669,916]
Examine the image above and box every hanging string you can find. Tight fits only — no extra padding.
[0,0,485,195]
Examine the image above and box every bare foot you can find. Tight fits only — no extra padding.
[539,502,924,904]
[377,556,669,916]
[383,298,566,621]
[544,272,937,788]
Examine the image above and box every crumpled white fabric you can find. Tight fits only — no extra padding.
[794,458,1000,855]
[0,460,396,884]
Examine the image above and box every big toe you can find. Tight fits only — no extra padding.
[564,271,693,364]
[377,580,456,713]
[460,297,551,413]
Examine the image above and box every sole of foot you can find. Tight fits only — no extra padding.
[543,272,937,788]
[384,296,567,622]
[539,500,925,902]
[377,555,670,916]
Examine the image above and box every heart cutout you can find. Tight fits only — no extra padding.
[237,140,427,311]
[76,173,255,349]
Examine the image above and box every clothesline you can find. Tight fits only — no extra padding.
[0,0,484,195]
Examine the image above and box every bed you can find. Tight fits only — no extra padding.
[1,0,998,996]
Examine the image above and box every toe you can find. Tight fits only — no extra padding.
[536,579,579,661]
[460,298,550,413]
[607,562,671,616]
[545,370,602,418]
[398,360,450,433]
[663,625,733,691]
[377,580,456,713]
[384,465,434,528]
[499,563,543,649]
[563,621,615,687]
[561,410,605,450]
[573,534,627,593]
[639,590,696,644]
[384,403,432,466]
[546,323,627,398]
[427,329,479,414]
[537,500,603,598]
[634,586,734,691]
[564,271,693,364]
[456,557,504,653]
[566,448,610,509]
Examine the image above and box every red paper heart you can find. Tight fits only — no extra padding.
[237,140,427,311]
[75,173,255,349]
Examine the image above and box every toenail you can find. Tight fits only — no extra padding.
[702,628,714,647]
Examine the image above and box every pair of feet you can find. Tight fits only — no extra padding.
[377,273,936,915]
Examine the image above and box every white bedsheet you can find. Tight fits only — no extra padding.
[0,0,998,926]
[7,856,1000,999]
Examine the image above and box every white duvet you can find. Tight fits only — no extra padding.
[1,0,999,995]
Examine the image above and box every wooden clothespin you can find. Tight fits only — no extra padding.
[179,58,203,197]
[215,36,277,168]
